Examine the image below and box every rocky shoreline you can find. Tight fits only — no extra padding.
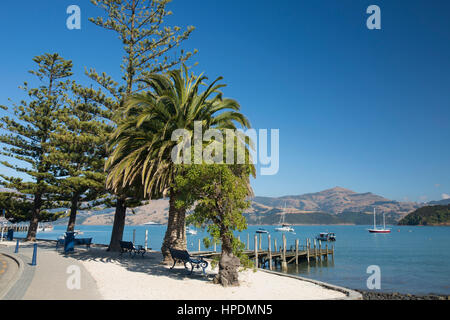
[357,290,449,300]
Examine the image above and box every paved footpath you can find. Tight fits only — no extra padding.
[0,240,102,300]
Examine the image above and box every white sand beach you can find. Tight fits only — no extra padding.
[79,249,347,300]
[1,241,351,300]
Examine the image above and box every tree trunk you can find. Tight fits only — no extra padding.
[26,193,41,241]
[214,233,240,287]
[161,191,187,264]
[108,197,127,252]
[67,194,79,232]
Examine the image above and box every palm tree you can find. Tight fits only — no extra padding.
[105,65,252,263]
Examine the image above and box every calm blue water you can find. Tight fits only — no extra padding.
[14,224,450,295]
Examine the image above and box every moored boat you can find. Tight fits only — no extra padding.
[316,232,336,241]
[186,227,197,235]
[37,223,54,232]
[256,228,269,234]
[368,208,391,233]
[275,203,295,233]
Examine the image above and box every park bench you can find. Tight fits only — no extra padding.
[169,248,208,275]
[119,241,147,258]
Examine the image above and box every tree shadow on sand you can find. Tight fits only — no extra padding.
[12,240,215,283]
[58,245,215,283]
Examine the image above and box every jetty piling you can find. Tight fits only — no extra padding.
[281,234,287,272]
[306,239,310,263]
[318,240,322,261]
[254,235,258,268]
[268,234,272,270]
[145,230,148,251]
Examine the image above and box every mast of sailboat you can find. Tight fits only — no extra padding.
[383,211,386,230]
[373,208,376,230]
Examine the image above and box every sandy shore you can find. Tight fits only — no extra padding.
[78,249,347,300]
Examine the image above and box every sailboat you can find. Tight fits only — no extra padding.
[255,214,269,234]
[368,208,391,233]
[275,203,295,233]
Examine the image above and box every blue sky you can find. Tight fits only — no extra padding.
[0,0,449,202]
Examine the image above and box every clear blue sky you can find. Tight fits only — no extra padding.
[0,0,449,202]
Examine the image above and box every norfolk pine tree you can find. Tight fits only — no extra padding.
[0,53,73,241]
[87,0,196,251]
[49,83,114,232]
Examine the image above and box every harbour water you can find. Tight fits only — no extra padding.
[14,224,450,295]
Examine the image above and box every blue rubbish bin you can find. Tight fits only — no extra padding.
[6,229,14,241]
[64,232,75,253]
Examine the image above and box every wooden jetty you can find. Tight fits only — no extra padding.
[191,233,334,271]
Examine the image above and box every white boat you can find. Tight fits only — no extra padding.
[143,221,161,225]
[255,214,269,234]
[186,227,197,235]
[275,224,295,232]
[37,224,54,232]
[275,203,295,233]
[316,232,336,241]
[368,208,391,233]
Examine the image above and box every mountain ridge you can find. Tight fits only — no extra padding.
[53,187,423,225]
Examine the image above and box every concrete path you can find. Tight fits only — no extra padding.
[0,240,102,300]
[0,253,19,299]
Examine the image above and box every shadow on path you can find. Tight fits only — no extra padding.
[11,240,215,283]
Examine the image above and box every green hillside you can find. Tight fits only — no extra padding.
[398,205,450,226]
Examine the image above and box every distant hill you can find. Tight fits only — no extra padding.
[54,199,170,226]
[52,187,421,226]
[252,187,419,217]
[426,199,450,206]
[398,205,450,226]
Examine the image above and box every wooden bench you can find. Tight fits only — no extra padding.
[169,248,208,275]
[119,241,147,258]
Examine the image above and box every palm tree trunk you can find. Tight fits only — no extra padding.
[26,193,41,241]
[214,231,240,287]
[67,194,79,232]
[161,191,187,264]
[108,197,127,252]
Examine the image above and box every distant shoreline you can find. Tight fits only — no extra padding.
[50,223,450,227]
